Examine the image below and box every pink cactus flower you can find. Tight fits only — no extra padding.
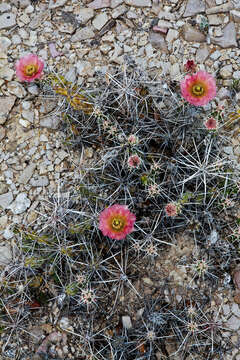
[128,155,141,168]
[99,204,136,240]
[180,71,216,106]
[165,203,178,217]
[204,117,218,130]
[15,54,44,82]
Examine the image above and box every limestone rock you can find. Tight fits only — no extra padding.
[92,12,109,30]
[183,0,205,17]
[166,29,179,43]
[196,44,209,62]
[8,193,31,214]
[0,13,16,30]
[125,0,151,7]
[71,27,95,42]
[183,24,206,42]
[18,164,36,184]
[206,2,233,14]
[0,244,12,266]
[76,8,94,24]
[87,0,111,9]
[30,176,49,187]
[0,96,16,125]
[149,31,168,52]
[210,22,237,48]
[40,116,61,129]
[0,191,13,209]
[230,10,240,23]
[49,0,68,9]
[0,67,14,81]
[8,81,27,98]
[220,64,232,79]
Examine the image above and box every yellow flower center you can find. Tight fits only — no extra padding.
[111,217,124,231]
[192,84,205,96]
[25,64,37,76]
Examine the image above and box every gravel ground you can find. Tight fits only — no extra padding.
[1,0,240,359]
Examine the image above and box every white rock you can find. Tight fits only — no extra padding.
[0,67,14,81]
[218,87,231,100]
[206,2,233,14]
[8,193,31,214]
[18,164,36,184]
[183,0,205,17]
[0,12,16,30]
[22,110,34,122]
[30,176,49,187]
[125,0,151,6]
[231,10,240,23]
[220,64,232,79]
[8,81,27,98]
[196,44,209,62]
[76,8,94,24]
[0,191,13,209]
[0,36,11,50]
[170,63,180,80]
[88,0,111,9]
[49,0,68,9]
[19,119,31,128]
[28,84,39,95]
[0,244,12,266]
[0,96,16,125]
[11,34,21,44]
[76,60,94,76]
[3,227,14,240]
[166,29,179,43]
[0,3,11,12]
[210,50,221,60]
[40,116,61,129]
[92,12,109,30]
[112,5,127,18]
[207,14,222,25]
[111,0,123,8]
[226,315,240,331]
[71,27,95,42]
[183,24,206,42]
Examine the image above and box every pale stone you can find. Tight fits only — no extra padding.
[210,50,221,60]
[207,14,222,25]
[18,164,36,184]
[8,193,31,214]
[92,13,109,30]
[125,0,151,7]
[211,22,237,48]
[149,31,168,52]
[158,11,175,21]
[111,0,123,8]
[206,2,233,14]
[226,315,240,330]
[40,116,61,129]
[88,0,111,9]
[183,0,205,17]
[0,96,16,125]
[30,176,49,187]
[230,10,240,23]
[170,63,180,80]
[166,29,179,43]
[0,13,16,30]
[196,44,209,62]
[0,191,13,209]
[71,27,95,42]
[183,24,206,42]
[122,316,132,329]
[112,5,127,18]
[29,11,50,30]
[0,67,14,81]
[8,81,27,98]
[76,60,94,76]
[49,0,68,9]
[0,3,11,12]
[0,215,8,230]
[76,8,94,24]
[0,36,11,50]
[157,19,172,28]
[218,87,231,100]
[220,64,232,79]
[0,245,12,266]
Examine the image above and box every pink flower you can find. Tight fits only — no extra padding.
[204,117,218,130]
[180,71,216,106]
[15,54,44,82]
[165,203,178,217]
[99,204,136,240]
[128,155,141,168]
[128,134,138,145]
[184,60,196,73]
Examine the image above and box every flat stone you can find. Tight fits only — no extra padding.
[122,316,132,329]
[210,50,221,60]
[22,110,34,123]
[29,11,50,30]
[196,44,209,62]
[0,96,16,125]
[0,12,16,30]
[207,14,222,25]
[211,22,237,48]
[111,0,123,8]
[183,24,206,42]
[166,29,179,43]
[88,0,111,9]
[0,245,12,266]
[0,3,11,12]
[0,125,6,141]
[170,63,180,80]
[8,81,27,98]
[71,27,95,42]
[149,31,168,52]
[206,2,233,14]
[40,116,61,129]
[76,8,94,24]
[220,64,232,79]
[125,0,151,6]
[49,0,68,9]
[0,182,8,195]
[158,11,175,21]
[0,36,11,50]
[230,10,240,23]
[92,12,109,30]
[18,164,36,184]
[112,4,127,18]
[76,60,94,76]
[8,192,31,214]
[0,191,13,209]
[0,67,14,81]
[222,304,230,316]
[218,87,231,100]
[232,303,240,318]
[226,315,240,331]
[30,175,49,187]
[183,0,205,17]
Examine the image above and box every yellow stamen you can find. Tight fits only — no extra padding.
[192,84,205,96]
[25,64,37,76]
[112,218,124,231]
